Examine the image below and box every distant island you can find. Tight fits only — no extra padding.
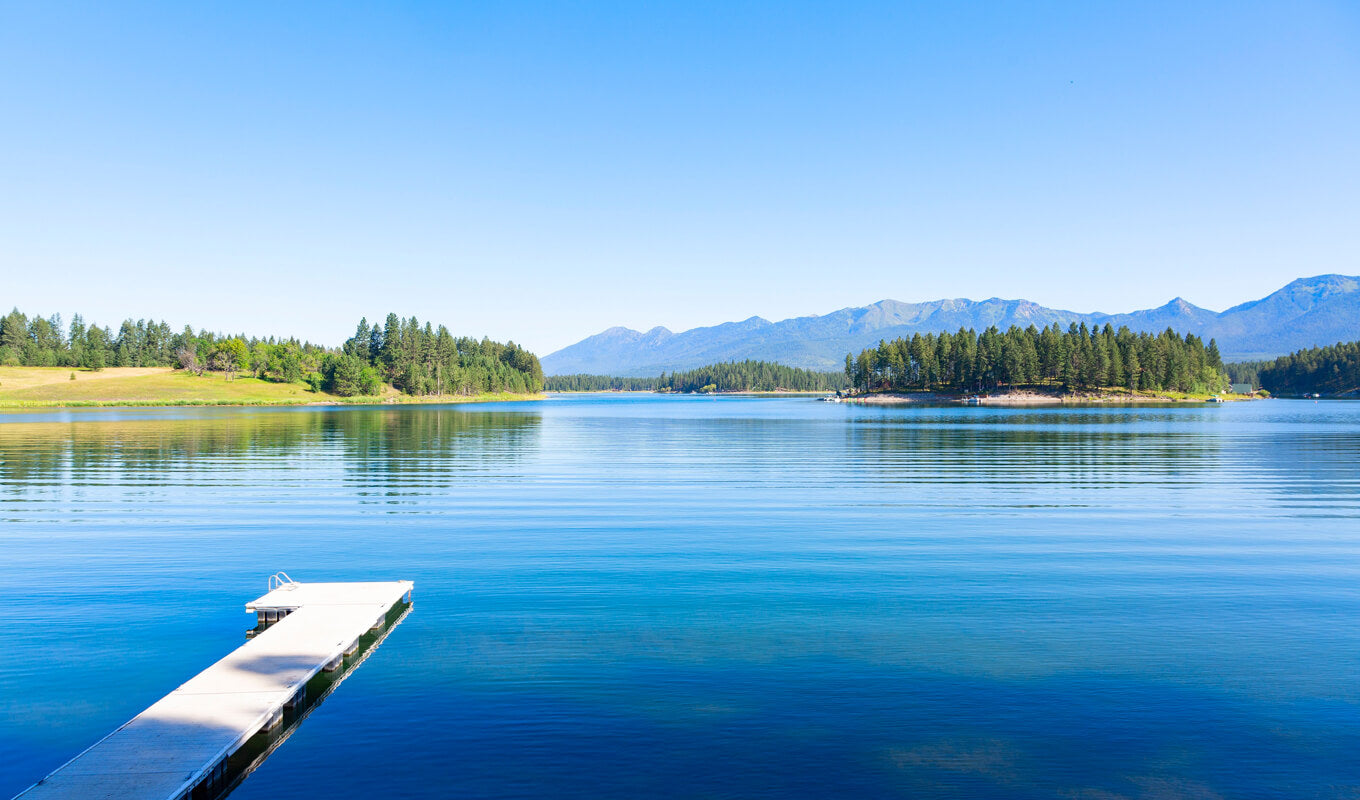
[547,360,847,393]
[542,274,1360,376]
[0,309,543,408]
[847,323,1227,397]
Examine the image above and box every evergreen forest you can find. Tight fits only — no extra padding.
[0,308,542,398]
[1224,361,1268,388]
[845,324,1228,394]
[1229,340,1360,396]
[337,315,542,396]
[546,360,847,393]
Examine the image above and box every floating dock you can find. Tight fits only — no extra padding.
[15,574,412,800]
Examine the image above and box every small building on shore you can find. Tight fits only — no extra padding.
[1229,382,1254,394]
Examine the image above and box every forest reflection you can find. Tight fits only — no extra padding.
[839,409,1360,513]
[0,406,542,491]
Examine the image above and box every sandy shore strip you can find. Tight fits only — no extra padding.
[842,390,1247,406]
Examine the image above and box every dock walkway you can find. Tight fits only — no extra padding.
[15,576,412,800]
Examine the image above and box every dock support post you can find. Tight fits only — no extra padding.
[19,578,414,800]
[259,707,283,733]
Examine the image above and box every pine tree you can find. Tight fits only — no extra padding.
[350,318,372,362]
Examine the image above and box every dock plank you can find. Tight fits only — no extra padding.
[14,579,412,800]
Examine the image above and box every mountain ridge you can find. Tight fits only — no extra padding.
[543,275,1360,376]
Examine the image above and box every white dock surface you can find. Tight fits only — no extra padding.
[16,579,412,800]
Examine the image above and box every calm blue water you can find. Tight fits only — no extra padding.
[1,395,1358,799]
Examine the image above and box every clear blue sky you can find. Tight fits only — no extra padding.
[1,2,1357,354]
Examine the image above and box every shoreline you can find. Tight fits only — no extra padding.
[841,389,1260,406]
[0,393,546,410]
[546,389,835,396]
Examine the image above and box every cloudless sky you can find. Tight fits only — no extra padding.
[1,1,1357,354]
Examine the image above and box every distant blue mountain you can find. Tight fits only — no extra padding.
[542,275,1360,375]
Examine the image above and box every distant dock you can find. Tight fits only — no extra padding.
[15,574,413,800]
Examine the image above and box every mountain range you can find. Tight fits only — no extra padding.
[542,275,1360,375]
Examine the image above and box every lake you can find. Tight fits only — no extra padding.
[1,394,1358,799]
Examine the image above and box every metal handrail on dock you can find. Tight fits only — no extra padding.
[13,576,413,800]
[268,571,297,592]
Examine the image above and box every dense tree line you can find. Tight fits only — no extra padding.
[1237,341,1360,396]
[547,360,848,393]
[334,314,543,397]
[0,307,542,398]
[1225,361,1268,387]
[0,307,328,378]
[546,374,661,391]
[845,323,1227,394]
[662,361,847,392]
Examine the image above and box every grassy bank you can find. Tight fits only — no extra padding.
[0,367,542,408]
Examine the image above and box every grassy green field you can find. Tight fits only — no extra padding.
[0,367,541,408]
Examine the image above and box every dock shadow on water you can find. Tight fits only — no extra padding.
[197,600,412,800]
[11,599,411,800]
